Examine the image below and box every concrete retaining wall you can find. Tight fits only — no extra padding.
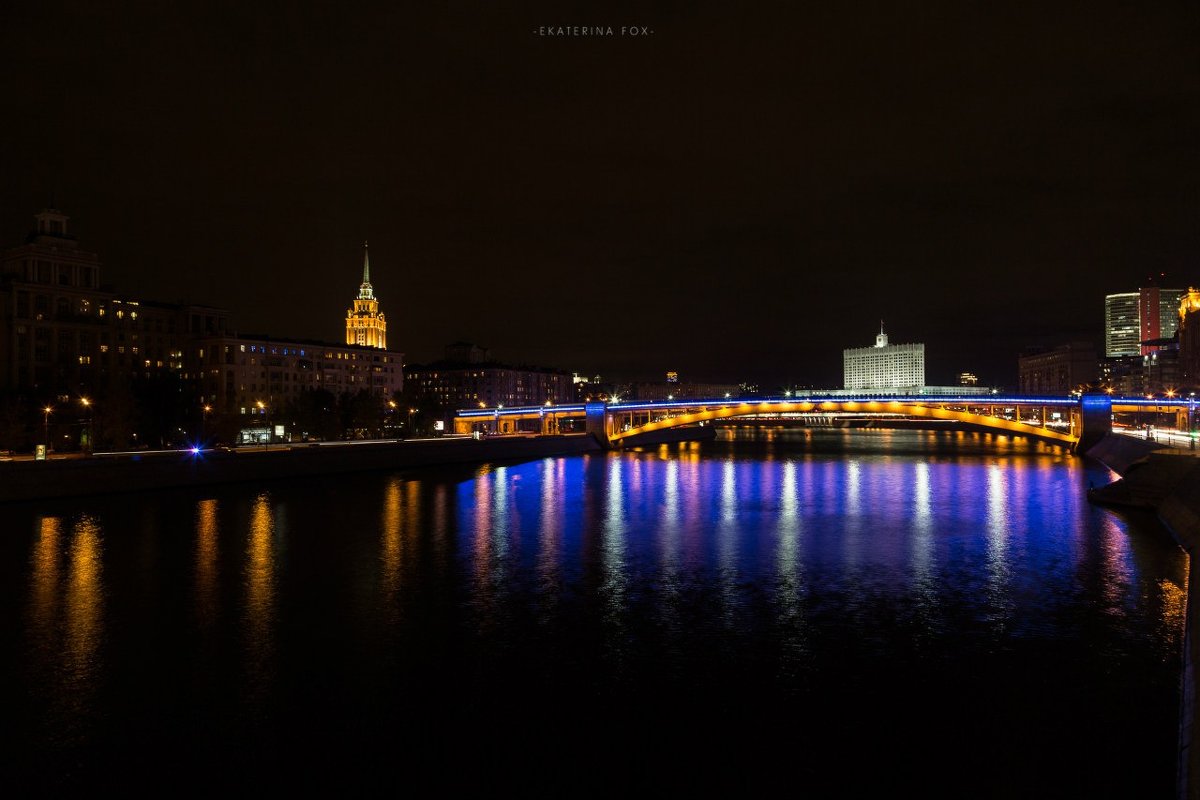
[0,435,603,503]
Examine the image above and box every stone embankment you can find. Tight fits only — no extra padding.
[0,434,603,503]
[1086,434,1200,800]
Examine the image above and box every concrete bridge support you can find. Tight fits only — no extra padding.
[1075,393,1112,453]
[586,402,610,448]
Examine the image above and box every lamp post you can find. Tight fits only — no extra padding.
[201,404,211,446]
[80,397,92,454]
[408,407,416,436]
[1190,393,1196,450]
[43,405,52,453]
[256,400,269,449]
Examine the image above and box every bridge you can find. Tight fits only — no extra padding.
[454,393,1197,453]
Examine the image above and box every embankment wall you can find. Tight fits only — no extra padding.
[0,435,603,503]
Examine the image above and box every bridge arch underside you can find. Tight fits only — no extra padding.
[607,402,1078,448]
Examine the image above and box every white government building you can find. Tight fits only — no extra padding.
[843,326,925,390]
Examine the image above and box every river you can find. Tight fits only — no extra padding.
[1,428,1186,796]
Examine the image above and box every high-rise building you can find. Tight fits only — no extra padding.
[345,243,387,349]
[843,325,924,390]
[1177,288,1200,388]
[1105,287,1185,358]
[1138,286,1186,353]
[1105,292,1140,357]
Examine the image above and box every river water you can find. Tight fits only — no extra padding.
[2,429,1186,796]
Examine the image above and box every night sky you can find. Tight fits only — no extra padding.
[2,2,1196,387]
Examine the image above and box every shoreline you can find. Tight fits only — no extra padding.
[1086,434,1200,800]
[0,435,603,504]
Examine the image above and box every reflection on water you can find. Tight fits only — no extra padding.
[8,428,1189,794]
[195,499,219,628]
[29,517,62,651]
[381,478,403,607]
[25,514,104,748]
[65,516,103,695]
[244,492,276,705]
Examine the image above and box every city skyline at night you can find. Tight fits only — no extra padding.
[3,5,1197,794]
[1,3,1195,387]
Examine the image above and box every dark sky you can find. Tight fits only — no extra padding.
[2,1,1197,387]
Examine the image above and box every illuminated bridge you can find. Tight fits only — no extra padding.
[455,393,1198,452]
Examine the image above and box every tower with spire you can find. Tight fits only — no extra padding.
[345,242,387,349]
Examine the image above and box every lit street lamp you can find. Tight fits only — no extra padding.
[1190,393,1196,450]
[43,405,52,453]
[256,400,270,449]
[80,397,92,454]
[201,403,212,446]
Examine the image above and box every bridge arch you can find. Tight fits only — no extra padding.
[606,400,1078,447]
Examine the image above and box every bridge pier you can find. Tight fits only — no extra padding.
[1075,393,1112,454]
[586,401,611,448]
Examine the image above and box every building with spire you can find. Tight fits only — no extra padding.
[843,323,925,390]
[346,242,387,349]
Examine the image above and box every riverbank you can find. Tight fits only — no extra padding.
[1086,434,1200,800]
[0,434,603,503]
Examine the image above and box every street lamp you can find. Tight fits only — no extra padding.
[201,404,211,446]
[256,400,269,449]
[43,405,52,453]
[80,397,92,454]
[1190,393,1196,450]
[408,407,416,434]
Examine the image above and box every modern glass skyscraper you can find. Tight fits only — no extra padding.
[1106,287,1185,358]
[1105,293,1140,357]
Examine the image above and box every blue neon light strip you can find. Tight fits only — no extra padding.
[456,404,587,417]
[457,395,1194,416]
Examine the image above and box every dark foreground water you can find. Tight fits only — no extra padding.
[1,429,1187,796]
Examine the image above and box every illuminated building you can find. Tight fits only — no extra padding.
[958,372,979,386]
[1018,343,1097,394]
[0,208,230,394]
[1104,293,1139,357]
[843,325,924,390]
[1105,287,1185,358]
[194,333,403,415]
[1176,288,1200,388]
[345,242,387,349]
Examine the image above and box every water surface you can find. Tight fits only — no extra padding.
[2,429,1186,796]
